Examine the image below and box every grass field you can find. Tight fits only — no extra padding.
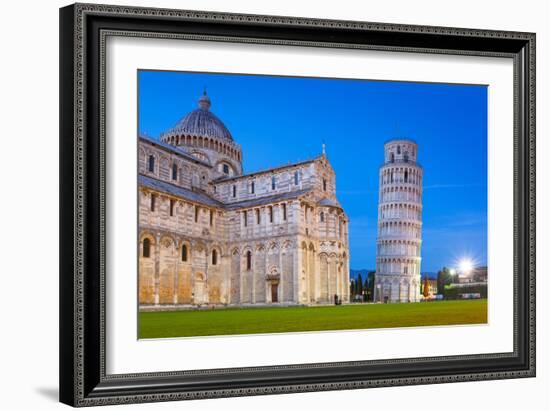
[138,299,487,339]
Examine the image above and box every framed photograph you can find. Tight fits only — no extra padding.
[59,3,535,407]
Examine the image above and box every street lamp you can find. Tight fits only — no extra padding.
[458,259,474,275]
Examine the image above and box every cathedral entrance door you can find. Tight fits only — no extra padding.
[271,283,278,303]
[194,273,206,305]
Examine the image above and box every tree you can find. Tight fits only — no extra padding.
[357,273,363,296]
[437,267,452,295]
[350,279,356,297]
[366,271,375,302]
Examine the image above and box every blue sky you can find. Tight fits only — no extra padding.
[138,70,488,273]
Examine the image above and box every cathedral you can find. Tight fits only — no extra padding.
[138,91,350,308]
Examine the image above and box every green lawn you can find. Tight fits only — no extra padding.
[139,299,487,339]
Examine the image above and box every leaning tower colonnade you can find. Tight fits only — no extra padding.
[374,139,423,303]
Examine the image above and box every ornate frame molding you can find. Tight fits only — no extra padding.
[60,3,535,407]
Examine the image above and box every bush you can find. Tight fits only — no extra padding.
[443,283,487,300]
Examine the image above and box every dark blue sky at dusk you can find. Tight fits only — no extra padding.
[138,70,488,273]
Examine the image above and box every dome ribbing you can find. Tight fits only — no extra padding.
[164,91,233,141]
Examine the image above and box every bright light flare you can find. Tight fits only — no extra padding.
[458,259,474,275]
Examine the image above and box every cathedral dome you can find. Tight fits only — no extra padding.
[165,91,233,141]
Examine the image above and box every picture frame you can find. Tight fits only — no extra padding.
[59,2,535,407]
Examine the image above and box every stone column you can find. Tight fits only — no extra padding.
[239,248,244,304]
[252,246,258,304]
[305,246,310,304]
[154,233,160,306]
[295,239,303,304]
[336,263,341,299]
[226,253,231,304]
[279,247,283,303]
[173,240,179,305]
[264,249,269,303]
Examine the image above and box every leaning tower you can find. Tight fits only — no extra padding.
[374,139,423,303]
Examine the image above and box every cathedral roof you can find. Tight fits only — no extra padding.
[139,174,312,211]
[213,157,322,183]
[384,138,417,146]
[162,91,233,141]
[139,175,223,208]
[317,197,342,209]
[139,135,212,167]
[224,188,312,210]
